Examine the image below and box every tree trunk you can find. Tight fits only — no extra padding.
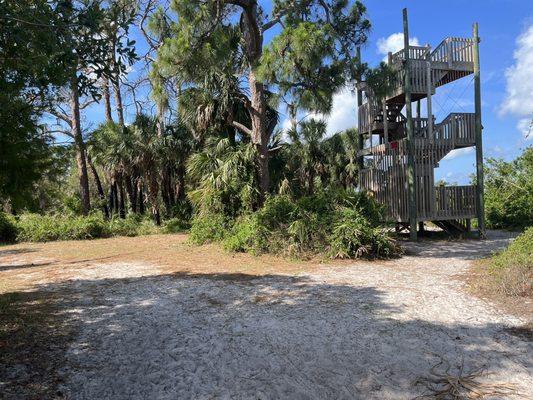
[112,78,124,128]
[288,103,297,131]
[175,166,186,201]
[87,154,109,219]
[108,177,115,217]
[241,4,270,202]
[161,166,175,214]
[70,74,91,215]
[117,174,126,218]
[103,78,113,123]
[148,173,160,225]
[124,175,136,214]
[138,180,145,215]
[308,171,315,195]
[111,179,119,215]
[249,71,270,200]
[111,38,125,128]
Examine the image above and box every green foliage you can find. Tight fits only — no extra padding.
[188,213,228,245]
[0,212,18,243]
[187,137,260,217]
[222,215,266,254]
[329,209,400,259]
[15,213,110,242]
[107,215,158,237]
[364,62,396,101]
[200,190,398,259]
[12,213,160,243]
[487,228,533,297]
[484,147,533,229]
[163,217,190,233]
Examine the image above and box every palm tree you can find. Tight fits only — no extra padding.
[130,114,162,224]
[287,119,327,195]
[187,136,259,217]
[89,122,135,218]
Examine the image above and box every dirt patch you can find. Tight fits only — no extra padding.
[0,234,324,292]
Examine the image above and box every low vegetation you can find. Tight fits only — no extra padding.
[0,212,189,243]
[484,147,532,230]
[190,190,401,259]
[484,228,532,297]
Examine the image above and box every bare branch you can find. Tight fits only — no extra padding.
[230,120,252,136]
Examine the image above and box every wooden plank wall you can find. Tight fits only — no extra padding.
[360,135,477,222]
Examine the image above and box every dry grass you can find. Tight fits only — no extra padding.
[465,260,533,323]
[0,234,333,295]
[415,358,517,399]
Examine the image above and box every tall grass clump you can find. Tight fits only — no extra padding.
[15,213,110,242]
[11,212,163,243]
[487,228,533,297]
[107,215,158,237]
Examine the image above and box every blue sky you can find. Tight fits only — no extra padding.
[81,0,533,184]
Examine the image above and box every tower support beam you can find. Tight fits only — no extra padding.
[356,47,364,173]
[403,8,417,240]
[473,22,485,238]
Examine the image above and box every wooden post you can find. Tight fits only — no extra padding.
[416,100,421,137]
[426,46,433,141]
[356,47,364,172]
[383,100,388,143]
[473,23,485,238]
[403,8,417,240]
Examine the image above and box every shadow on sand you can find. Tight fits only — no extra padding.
[1,268,530,399]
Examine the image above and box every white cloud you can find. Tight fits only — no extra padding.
[322,88,358,136]
[377,33,420,59]
[501,25,533,117]
[489,145,503,154]
[279,88,358,138]
[517,118,533,140]
[298,88,358,137]
[281,118,292,132]
[442,147,474,160]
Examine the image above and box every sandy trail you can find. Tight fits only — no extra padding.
[1,231,531,399]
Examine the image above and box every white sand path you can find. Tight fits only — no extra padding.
[49,231,531,399]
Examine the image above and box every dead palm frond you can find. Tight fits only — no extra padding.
[414,358,517,399]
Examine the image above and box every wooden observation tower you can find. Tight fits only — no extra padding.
[357,9,485,240]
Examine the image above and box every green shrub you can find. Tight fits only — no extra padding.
[329,208,401,259]
[256,195,299,230]
[219,191,398,259]
[13,213,161,242]
[68,213,110,240]
[0,212,18,243]
[484,147,532,230]
[169,200,193,222]
[15,213,110,242]
[163,217,190,233]
[222,215,266,253]
[189,213,227,245]
[107,215,157,237]
[487,228,533,296]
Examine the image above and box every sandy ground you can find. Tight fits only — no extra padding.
[0,231,531,399]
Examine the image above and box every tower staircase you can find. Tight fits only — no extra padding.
[357,35,479,226]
